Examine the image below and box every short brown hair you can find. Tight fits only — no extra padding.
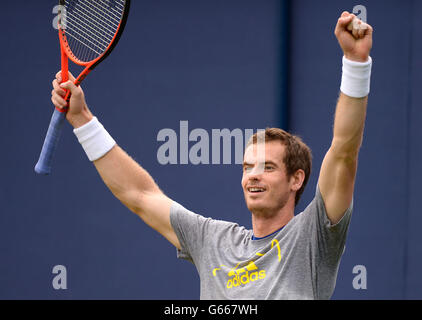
[246,128,312,206]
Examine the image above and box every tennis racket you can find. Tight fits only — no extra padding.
[35,0,131,175]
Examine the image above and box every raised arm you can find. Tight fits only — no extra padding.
[51,71,181,249]
[318,11,373,224]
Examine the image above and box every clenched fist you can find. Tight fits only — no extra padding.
[51,71,93,128]
[335,11,373,62]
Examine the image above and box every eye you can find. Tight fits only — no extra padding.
[243,166,252,172]
[264,165,274,171]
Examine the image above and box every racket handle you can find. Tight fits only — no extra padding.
[34,109,66,175]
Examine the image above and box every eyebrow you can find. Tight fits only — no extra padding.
[242,161,278,167]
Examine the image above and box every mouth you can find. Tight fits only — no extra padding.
[246,186,266,194]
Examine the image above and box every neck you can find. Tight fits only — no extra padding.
[251,202,294,238]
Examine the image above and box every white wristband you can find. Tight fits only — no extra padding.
[340,56,372,98]
[73,117,116,161]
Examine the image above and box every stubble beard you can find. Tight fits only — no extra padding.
[247,191,290,219]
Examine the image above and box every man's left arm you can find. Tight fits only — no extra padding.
[318,11,373,224]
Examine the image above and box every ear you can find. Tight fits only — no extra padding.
[290,169,305,192]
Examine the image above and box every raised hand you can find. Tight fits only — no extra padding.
[334,11,373,62]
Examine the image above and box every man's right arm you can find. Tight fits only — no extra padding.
[52,71,181,250]
[93,146,181,249]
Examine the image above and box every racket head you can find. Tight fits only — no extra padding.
[57,0,130,71]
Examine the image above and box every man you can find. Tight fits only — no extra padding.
[50,11,373,299]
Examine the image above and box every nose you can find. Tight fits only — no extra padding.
[248,163,265,177]
[244,169,263,186]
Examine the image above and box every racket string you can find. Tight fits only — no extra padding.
[64,3,116,60]
[65,28,103,57]
[96,0,124,21]
[63,0,125,62]
[98,0,124,14]
[66,7,115,43]
[65,13,110,51]
[81,1,120,31]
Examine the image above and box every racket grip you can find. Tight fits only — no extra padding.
[34,109,66,175]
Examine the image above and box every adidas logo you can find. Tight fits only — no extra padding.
[226,261,266,289]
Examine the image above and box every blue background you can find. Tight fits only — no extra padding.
[0,0,420,299]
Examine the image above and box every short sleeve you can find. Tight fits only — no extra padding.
[170,201,208,264]
[296,185,353,299]
[169,201,246,267]
[313,184,353,258]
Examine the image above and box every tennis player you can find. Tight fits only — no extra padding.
[51,11,373,299]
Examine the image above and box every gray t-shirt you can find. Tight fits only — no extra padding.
[170,185,353,300]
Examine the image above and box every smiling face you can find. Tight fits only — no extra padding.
[241,141,302,217]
